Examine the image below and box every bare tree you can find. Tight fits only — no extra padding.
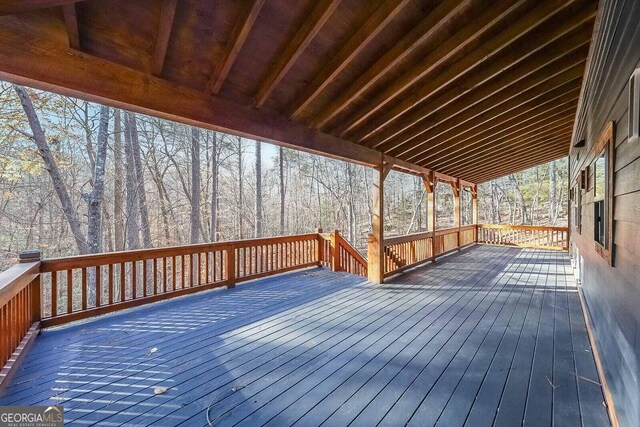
[113,109,125,251]
[123,112,141,250]
[190,127,201,243]
[13,85,89,254]
[279,146,285,235]
[126,112,152,248]
[85,105,110,253]
[211,132,219,242]
[255,140,263,238]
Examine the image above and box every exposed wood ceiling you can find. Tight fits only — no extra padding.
[0,0,597,183]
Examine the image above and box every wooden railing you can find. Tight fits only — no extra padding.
[319,230,368,277]
[382,225,477,277]
[477,224,569,250]
[0,251,41,391]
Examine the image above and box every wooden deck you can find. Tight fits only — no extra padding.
[0,245,609,426]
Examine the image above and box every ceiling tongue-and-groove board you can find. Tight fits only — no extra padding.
[0,0,597,183]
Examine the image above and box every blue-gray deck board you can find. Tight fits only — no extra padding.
[0,245,610,426]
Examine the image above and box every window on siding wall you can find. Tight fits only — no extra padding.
[592,122,615,265]
[593,152,606,246]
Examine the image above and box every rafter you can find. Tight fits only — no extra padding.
[310,0,475,129]
[254,0,341,108]
[334,0,530,136]
[395,59,586,160]
[207,0,265,95]
[424,103,578,168]
[417,90,579,164]
[375,40,589,155]
[468,146,568,182]
[446,131,572,178]
[150,0,177,76]
[0,0,82,15]
[287,0,410,120]
[350,2,595,144]
[62,3,79,49]
[434,121,575,173]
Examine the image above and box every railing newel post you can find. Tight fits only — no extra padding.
[316,228,324,266]
[330,230,340,272]
[19,250,41,323]
[226,245,236,289]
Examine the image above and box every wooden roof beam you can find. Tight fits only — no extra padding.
[468,147,568,182]
[0,0,82,15]
[351,2,596,144]
[287,0,411,120]
[150,0,177,76]
[377,40,590,155]
[253,0,341,108]
[335,0,532,136]
[431,122,575,173]
[207,0,265,95]
[418,94,579,166]
[446,132,571,178]
[310,0,476,129]
[61,3,79,49]
[396,59,586,161]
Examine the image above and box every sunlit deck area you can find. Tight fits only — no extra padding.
[0,245,608,426]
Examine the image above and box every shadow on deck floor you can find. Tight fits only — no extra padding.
[0,245,610,426]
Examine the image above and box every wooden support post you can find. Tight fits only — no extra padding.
[422,172,436,261]
[368,159,393,284]
[316,228,324,265]
[19,250,41,322]
[226,247,236,288]
[330,230,341,271]
[453,179,461,250]
[472,184,479,242]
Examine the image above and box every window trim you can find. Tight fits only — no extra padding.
[592,121,615,265]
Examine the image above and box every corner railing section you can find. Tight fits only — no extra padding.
[0,251,41,391]
[319,230,368,278]
[382,225,477,277]
[477,224,569,250]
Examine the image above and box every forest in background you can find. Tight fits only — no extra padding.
[0,84,568,270]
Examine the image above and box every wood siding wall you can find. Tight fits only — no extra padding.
[570,1,640,425]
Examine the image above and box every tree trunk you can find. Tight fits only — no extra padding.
[509,174,529,224]
[549,160,557,225]
[279,146,285,235]
[190,127,201,243]
[126,112,152,248]
[210,132,218,242]
[13,85,89,254]
[85,105,110,254]
[123,112,141,250]
[255,140,263,238]
[113,109,125,251]
[237,137,244,239]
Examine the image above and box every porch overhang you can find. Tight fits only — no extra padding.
[0,0,596,182]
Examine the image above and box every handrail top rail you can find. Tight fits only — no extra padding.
[0,261,40,308]
[384,225,476,245]
[40,232,319,272]
[478,224,568,232]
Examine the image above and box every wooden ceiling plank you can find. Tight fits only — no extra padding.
[421,103,579,168]
[0,0,83,15]
[207,0,266,95]
[377,40,589,155]
[416,93,579,164]
[287,0,411,120]
[254,0,342,108]
[403,84,580,164]
[62,3,79,50]
[150,0,178,76]
[395,59,586,160]
[336,0,532,137]
[310,0,475,129]
[353,2,595,144]
[432,120,575,173]
[468,148,568,182]
[0,28,387,168]
[447,132,571,178]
